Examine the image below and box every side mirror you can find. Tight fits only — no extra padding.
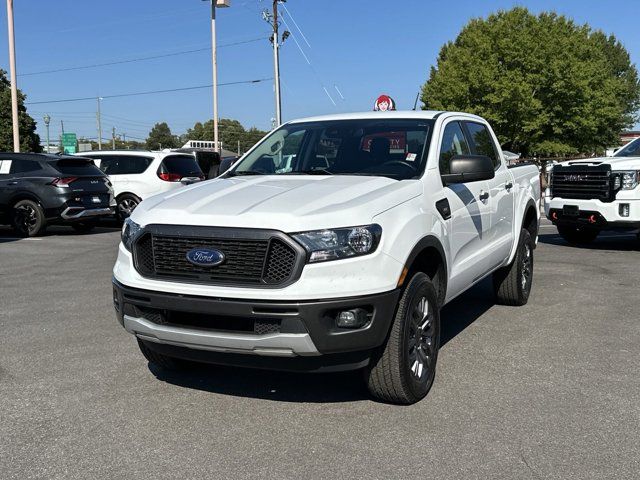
[441,155,495,184]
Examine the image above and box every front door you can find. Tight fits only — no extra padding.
[437,120,493,300]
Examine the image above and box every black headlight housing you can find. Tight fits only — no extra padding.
[121,218,142,251]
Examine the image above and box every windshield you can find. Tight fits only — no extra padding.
[614,137,640,157]
[229,119,433,180]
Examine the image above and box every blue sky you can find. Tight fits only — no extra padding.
[1,0,639,145]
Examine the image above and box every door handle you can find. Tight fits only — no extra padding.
[8,181,18,185]
[505,182,513,190]
[479,191,489,201]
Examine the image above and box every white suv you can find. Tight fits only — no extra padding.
[78,151,203,219]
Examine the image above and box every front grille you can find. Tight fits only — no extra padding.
[551,164,612,202]
[135,305,281,335]
[133,226,302,287]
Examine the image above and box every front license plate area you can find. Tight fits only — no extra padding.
[563,205,579,217]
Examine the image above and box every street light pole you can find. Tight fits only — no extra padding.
[6,0,20,152]
[272,0,282,127]
[208,0,230,153]
[43,114,51,153]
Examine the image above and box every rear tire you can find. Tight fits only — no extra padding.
[137,339,192,371]
[493,228,534,306]
[11,199,46,237]
[71,220,98,233]
[365,272,440,404]
[116,194,140,222]
[557,225,599,245]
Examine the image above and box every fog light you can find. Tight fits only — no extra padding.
[619,203,630,217]
[336,308,369,329]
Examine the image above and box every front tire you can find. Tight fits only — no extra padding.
[11,199,46,237]
[557,224,599,245]
[365,272,440,404]
[493,228,534,306]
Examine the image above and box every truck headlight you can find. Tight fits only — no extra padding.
[292,224,382,263]
[121,218,142,251]
[616,171,640,190]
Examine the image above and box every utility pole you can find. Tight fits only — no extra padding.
[122,132,127,148]
[96,97,103,150]
[112,127,116,149]
[237,139,240,156]
[6,0,20,151]
[263,1,287,127]
[60,120,64,153]
[43,114,51,153]
[208,1,230,153]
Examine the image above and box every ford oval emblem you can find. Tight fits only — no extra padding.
[186,248,225,267]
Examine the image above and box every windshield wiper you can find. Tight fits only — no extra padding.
[284,169,333,175]
[226,170,268,177]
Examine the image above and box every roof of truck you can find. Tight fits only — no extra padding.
[287,110,484,124]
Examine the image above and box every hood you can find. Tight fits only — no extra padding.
[132,175,422,232]
[556,156,640,171]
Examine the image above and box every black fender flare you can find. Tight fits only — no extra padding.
[402,235,448,304]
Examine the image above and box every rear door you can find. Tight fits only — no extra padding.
[463,121,514,267]
[437,120,493,299]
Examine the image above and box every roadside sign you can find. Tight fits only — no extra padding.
[62,133,77,154]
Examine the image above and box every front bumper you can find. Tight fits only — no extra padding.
[113,279,400,371]
[544,194,640,229]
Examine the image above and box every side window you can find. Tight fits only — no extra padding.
[120,156,153,174]
[439,121,471,175]
[9,159,42,175]
[465,122,500,168]
[0,159,13,176]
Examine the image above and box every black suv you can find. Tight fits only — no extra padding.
[0,153,115,236]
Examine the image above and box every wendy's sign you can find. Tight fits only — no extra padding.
[373,94,396,111]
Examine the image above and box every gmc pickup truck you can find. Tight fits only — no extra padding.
[545,137,640,244]
[112,111,541,404]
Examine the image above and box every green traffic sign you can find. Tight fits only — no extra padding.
[62,133,77,154]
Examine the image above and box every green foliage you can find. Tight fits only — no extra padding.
[0,69,41,152]
[421,7,640,157]
[145,122,178,149]
[185,118,268,154]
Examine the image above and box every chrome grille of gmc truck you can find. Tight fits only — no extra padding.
[132,225,304,287]
[551,164,612,202]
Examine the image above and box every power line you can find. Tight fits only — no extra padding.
[26,78,273,105]
[20,37,266,77]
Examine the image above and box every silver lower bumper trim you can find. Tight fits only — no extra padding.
[61,207,113,220]
[124,315,320,357]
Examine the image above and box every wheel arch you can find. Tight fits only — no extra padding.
[9,191,45,208]
[402,235,448,306]
[522,199,539,245]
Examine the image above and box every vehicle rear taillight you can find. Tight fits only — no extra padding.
[158,172,182,182]
[50,177,78,188]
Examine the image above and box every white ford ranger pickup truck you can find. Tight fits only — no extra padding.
[112,111,541,404]
[545,137,640,244]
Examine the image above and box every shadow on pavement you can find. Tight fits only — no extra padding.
[0,219,121,242]
[150,363,369,403]
[149,279,495,403]
[538,231,639,251]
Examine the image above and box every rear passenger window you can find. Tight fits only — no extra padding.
[9,159,42,174]
[465,122,500,168]
[439,122,471,175]
[93,155,153,175]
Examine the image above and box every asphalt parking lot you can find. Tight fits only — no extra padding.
[1,220,639,480]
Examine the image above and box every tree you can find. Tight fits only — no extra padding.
[145,122,178,149]
[421,8,640,157]
[0,69,41,152]
[185,118,267,154]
